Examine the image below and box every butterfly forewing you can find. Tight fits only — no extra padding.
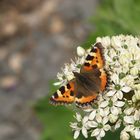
[50,81,75,105]
[81,42,104,72]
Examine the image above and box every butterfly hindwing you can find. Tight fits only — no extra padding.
[74,69,101,106]
[75,94,98,106]
[50,81,75,105]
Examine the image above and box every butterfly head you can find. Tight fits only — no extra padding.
[73,71,80,77]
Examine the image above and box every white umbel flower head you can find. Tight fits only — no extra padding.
[53,35,140,139]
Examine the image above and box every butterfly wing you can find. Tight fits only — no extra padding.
[50,42,107,107]
[50,81,75,105]
[81,42,104,71]
[75,42,107,106]
[81,42,107,91]
[74,69,101,106]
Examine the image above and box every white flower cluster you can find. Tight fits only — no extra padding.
[54,35,140,140]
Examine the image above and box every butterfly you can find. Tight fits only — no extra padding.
[50,42,107,107]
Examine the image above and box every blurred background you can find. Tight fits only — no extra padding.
[0,0,140,140]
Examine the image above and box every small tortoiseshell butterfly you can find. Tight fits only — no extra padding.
[50,42,107,107]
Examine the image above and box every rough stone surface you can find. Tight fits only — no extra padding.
[0,0,98,139]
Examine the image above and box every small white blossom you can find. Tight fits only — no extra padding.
[77,46,85,57]
[99,96,124,118]
[124,110,140,139]
[107,73,131,100]
[90,115,111,140]
[70,115,89,139]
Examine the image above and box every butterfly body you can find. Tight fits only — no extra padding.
[50,42,107,107]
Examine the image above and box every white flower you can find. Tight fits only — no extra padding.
[98,107,110,117]
[96,36,111,48]
[71,115,89,139]
[77,46,85,57]
[109,114,118,123]
[120,130,130,140]
[90,115,111,140]
[111,36,122,48]
[124,110,140,139]
[107,73,131,100]
[122,75,134,87]
[100,95,124,117]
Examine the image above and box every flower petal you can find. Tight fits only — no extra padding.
[82,127,88,138]
[124,107,134,115]
[99,107,110,117]
[74,130,80,139]
[88,121,98,128]
[82,116,89,124]
[96,115,102,123]
[102,117,108,125]
[106,90,116,97]
[114,120,122,130]
[53,81,62,86]
[114,101,125,107]
[104,124,111,131]
[100,129,105,137]
[120,130,130,140]
[77,46,85,57]
[121,86,131,93]
[124,125,134,132]
[100,101,109,108]
[109,114,118,123]
[91,128,100,137]
[89,110,96,120]
[75,113,82,122]
[111,73,119,84]
[111,106,119,115]
[135,128,140,139]
[134,110,140,121]
[116,91,123,100]
[124,116,134,124]
[70,122,78,129]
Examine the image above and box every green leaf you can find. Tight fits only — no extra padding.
[34,81,75,140]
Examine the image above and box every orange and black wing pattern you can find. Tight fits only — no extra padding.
[50,81,75,105]
[82,42,104,71]
[50,42,107,107]
[75,94,98,107]
[82,42,107,91]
